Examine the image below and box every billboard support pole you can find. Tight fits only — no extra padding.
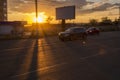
[61,19,66,31]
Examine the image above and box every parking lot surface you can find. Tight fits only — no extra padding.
[0,31,120,80]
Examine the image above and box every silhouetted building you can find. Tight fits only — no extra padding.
[0,0,7,21]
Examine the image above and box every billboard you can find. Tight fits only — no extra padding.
[56,6,75,20]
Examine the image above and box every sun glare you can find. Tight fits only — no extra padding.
[34,16,44,23]
[33,12,47,23]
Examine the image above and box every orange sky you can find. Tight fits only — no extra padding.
[8,0,120,24]
[8,9,119,24]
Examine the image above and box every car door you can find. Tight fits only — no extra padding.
[72,28,81,38]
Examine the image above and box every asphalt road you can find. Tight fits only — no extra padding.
[0,31,120,80]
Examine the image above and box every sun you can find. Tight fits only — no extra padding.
[34,16,44,23]
[33,12,47,23]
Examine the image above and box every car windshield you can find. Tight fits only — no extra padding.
[65,28,72,32]
[88,27,99,30]
[65,27,85,32]
[73,28,85,32]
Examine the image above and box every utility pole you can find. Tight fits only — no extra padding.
[35,0,38,38]
[119,6,120,19]
[118,6,120,30]
[35,0,38,20]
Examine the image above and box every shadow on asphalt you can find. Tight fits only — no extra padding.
[26,39,39,80]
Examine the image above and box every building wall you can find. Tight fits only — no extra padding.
[0,21,25,35]
[0,0,7,21]
[0,25,13,35]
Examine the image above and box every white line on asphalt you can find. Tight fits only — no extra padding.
[0,43,63,53]
[11,53,100,78]
[11,63,66,78]
[80,54,99,60]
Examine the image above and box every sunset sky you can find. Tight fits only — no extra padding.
[8,0,120,24]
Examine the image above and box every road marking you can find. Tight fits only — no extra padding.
[0,42,63,53]
[11,53,100,78]
[80,54,99,60]
[11,63,66,78]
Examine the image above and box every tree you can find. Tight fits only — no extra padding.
[100,17,112,25]
[89,19,98,26]
[113,18,120,30]
[46,16,53,24]
[113,18,119,25]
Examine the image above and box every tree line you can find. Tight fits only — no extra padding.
[89,17,120,26]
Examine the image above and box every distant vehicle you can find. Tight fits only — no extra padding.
[86,27,100,35]
[58,27,87,41]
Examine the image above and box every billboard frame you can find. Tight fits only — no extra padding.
[56,5,75,20]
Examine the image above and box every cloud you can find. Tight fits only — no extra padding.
[8,0,87,13]
[78,0,120,15]
[8,0,120,16]
[80,0,110,10]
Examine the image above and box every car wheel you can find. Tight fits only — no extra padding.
[70,35,75,41]
[82,35,87,41]
[59,37,64,41]
[96,32,100,36]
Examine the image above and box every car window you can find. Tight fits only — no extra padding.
[93,28,96,30]
[72,28,85,32]
[88,27,98,30]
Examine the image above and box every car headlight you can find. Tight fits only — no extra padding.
[89,30,92,32]
[58,33,61,36]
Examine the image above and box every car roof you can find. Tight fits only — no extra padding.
[68,27,85,30]
[88,27,98,29]
[87,27,99,30]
